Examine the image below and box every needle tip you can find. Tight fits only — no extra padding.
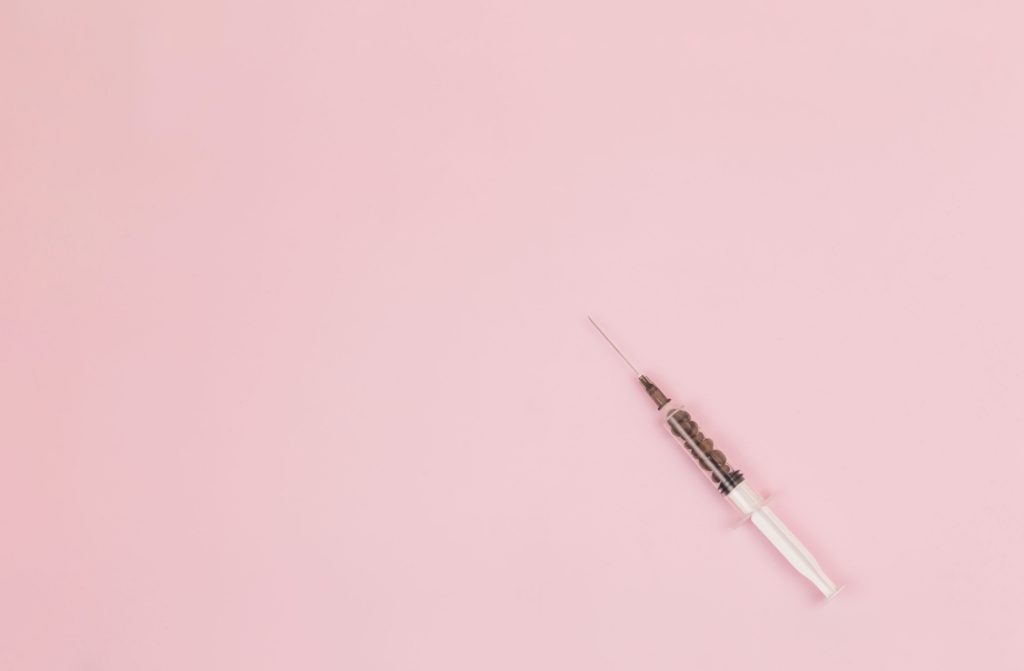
[588,316,641,376]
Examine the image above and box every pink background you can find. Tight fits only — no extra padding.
[3,0,1024,669]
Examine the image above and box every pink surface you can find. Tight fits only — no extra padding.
[3,1,1024,669]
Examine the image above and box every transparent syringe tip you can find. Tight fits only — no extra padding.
[639,375,671,409]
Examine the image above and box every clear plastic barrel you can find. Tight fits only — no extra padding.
[663,406,744,495]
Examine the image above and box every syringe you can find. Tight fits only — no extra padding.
[589,317,843,600]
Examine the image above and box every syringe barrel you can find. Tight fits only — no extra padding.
[662,406,744,495]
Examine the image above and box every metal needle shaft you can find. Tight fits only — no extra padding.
[587,316,641,376]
